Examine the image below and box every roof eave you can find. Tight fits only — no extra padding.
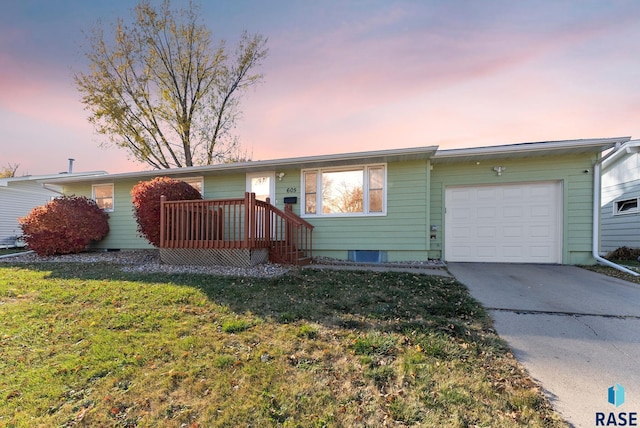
[432,137,631,163]
[601,139,640,171]
[43,146,439,185]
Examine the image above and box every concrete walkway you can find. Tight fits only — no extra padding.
[448,263,640,428]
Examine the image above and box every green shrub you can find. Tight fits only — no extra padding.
[19,196,109,256]
[131,177,202,246]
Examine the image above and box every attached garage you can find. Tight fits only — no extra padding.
[445,181,563,263]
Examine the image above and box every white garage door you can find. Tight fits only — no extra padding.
[445,182,562,263]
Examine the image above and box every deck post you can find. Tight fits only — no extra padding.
[249,192,256,247]
[160,195,166,248]
[265,197,271,246]
[244,192,250,247]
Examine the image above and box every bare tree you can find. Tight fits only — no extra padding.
[75,0,267,169]
[0,163,19,178]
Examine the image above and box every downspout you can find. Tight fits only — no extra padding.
[592,156,640,276]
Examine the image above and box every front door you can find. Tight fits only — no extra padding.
[246,172,275,202]
[246,172,276,239]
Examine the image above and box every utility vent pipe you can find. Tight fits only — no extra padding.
[68,158,75,174]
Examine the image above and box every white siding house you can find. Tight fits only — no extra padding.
[600,140,640,253]
[0,172,106,247]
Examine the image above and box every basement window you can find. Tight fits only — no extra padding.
[348,250,388,263]
[614,198,639,215]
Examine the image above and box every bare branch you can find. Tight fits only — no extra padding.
[75,0,267,168]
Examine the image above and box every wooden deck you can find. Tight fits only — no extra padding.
[159,192,313,265]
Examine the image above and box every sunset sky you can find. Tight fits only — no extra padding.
[1,0,639,175]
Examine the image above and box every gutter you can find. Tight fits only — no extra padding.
[592,154,640,276]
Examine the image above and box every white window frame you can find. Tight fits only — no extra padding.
[613,198,640,215]
[301,164,387,218]
[180,176,204,196]
[92,183,114,212]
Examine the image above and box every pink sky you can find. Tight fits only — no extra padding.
[1,1,639,175]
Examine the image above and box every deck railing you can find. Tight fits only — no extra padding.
[159,192,313,264]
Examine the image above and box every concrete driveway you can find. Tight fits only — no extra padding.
[447,263,640,428]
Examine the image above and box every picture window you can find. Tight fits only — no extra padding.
[302,165,386,217]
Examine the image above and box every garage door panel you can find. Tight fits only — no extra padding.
[503,225,523,238]
[477,226,496,238]
[477,190,497,202]
[452,207,471,220]
[530,206,552,218]
[502,246,523,259]
[445,182,562,263]
[503,206,523,218]
[530,184,555,198]
[450,188,473,202]
[477,207,496,218]
[530,246,552,257]
[477,246,497,258]
[503,187,522,199]
[530,225,552,237]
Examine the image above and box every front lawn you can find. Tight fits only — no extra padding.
[0,263,566,427]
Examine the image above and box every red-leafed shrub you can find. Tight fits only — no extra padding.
[131,177,202,247]
[19,196,110,256]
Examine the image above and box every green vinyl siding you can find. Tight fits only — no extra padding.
[303,160,431,261]
[430,152,598,264]
[202,174,245,199]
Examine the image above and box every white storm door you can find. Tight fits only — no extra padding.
[246,172,276,239]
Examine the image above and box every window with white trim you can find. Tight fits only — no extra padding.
[614,198,639,215]
[302,165,386,216]
[92,184,114,211]
[181,177,204,196]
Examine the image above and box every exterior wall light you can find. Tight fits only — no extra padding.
[493,166,506,176]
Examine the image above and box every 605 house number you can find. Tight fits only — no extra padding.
[286,188,297,193]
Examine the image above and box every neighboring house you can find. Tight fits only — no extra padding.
[44,137,631,265]
[0,172,107,247]
[600,139,640,254]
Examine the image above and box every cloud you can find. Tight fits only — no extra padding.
[240,0,640,159]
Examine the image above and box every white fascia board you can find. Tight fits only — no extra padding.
[0,171,108,187]
[432,137,631,161]
[42,146,439,185]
